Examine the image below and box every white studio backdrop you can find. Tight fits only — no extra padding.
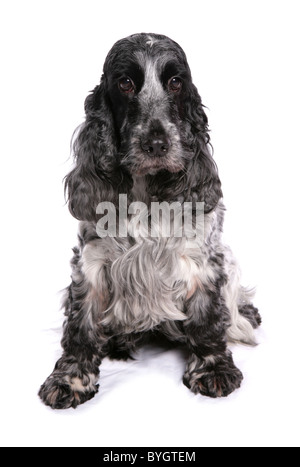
[0,0,299,447]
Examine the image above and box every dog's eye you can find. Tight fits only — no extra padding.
[119,77,134,94]
[168,77,182,93]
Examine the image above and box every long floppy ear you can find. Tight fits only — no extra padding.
[185,83,223,213]
[64,80,130,221]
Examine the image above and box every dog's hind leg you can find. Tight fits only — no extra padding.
[238,300,262,329]
[223,245,261,344]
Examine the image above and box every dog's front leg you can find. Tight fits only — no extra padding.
[182,288,243,398]
[39,283,105,409]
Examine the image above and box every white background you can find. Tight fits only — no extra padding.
[1,0,300,447]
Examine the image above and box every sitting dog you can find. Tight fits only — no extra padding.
[39,33,261,409]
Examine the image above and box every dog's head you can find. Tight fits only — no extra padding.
[65,33,222,221]
[104,33,204,177]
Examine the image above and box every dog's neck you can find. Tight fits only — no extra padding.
[130,175,149,204]
[129,171,190,207]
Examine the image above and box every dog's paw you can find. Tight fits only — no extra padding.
[239,303,262,329]
[183,354,243,398]
[38,371,99,410]
[192,366,243,398]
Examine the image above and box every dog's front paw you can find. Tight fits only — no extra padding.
[183,353,243,398]
[191,365,243,398]
[39,371,99,410]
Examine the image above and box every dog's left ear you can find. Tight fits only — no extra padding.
[185,84,223,213]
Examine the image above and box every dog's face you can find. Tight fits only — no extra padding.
[66,33,222,221]
[104,34,196,176]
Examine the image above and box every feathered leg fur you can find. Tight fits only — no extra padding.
[39,248,105,409]
[182,262,243,397]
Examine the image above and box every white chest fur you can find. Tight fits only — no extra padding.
[81,215,217,333]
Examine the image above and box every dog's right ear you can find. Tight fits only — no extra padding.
[65,80,130,222]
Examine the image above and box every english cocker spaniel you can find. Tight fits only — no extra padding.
[39,33,261,409]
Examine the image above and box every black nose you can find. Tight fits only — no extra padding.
[141,135,171,157]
